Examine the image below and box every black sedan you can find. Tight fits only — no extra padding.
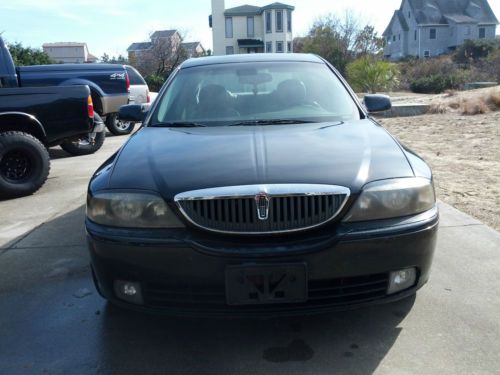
[86,54,438,316]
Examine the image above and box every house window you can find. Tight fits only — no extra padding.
[266,42,273,53]
[398,34,401,40]
[423,50,430,58]
[287,10,292,32]
[225,17,233,38]
[430,28,436,39]
[393,35,396,42]
[414,30,417,40]
[479,27,486,39]
[247,16,254,37]
[276,41,284,53]
[266,11,272,33]
[226,46,234,55]
[276,10,283,32]
[408,11,411,18]
[287,41,292,53]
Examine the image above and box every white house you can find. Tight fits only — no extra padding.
[210,0,295,55]
[42,42,97,63]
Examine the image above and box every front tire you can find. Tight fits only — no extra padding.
[0,131,50,199]
[105,113,135,136]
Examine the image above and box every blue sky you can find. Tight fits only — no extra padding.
[1,0,499,59]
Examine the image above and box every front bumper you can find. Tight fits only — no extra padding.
[86,207,438,317]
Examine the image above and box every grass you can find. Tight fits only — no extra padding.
[486,91,500,109]
[461,99,490,115]
[428,103,448,114]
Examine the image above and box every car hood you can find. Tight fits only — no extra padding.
[107,120,414,198]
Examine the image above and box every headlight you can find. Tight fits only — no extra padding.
[343,178,435,222]
[87,191,185,228]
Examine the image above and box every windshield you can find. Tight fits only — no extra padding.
[151,61,360,126]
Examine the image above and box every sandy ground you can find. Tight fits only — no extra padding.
[378,106,500,230]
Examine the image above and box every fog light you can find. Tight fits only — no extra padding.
[114,280,144,304]
[388,268,417,295]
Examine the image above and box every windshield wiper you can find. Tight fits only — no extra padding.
[153,122,207,128]
[228,119,318,126]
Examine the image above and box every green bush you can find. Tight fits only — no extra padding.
[453,39,497,64]
[144,74,166,92]
[347,56,399,93]
[409,72,468,94]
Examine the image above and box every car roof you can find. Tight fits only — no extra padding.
[180,53,324,69]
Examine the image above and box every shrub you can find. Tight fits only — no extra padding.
[453,39,497,64]
[409,74,466,94]
[144,74,166,92]
[346,56,399,93]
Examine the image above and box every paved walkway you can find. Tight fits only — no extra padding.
[0,135,499,374]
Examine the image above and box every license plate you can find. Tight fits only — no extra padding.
[225,264,307,305]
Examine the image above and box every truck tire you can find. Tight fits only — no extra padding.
[60,113,106,156]
[0,131,50,199]
[105,113,135,136]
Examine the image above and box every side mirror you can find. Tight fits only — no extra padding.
[119,104,149,122]
[363,94,392,113]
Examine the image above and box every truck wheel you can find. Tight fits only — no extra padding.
[60,131,105,156]
[0,131,50,199]
[106,113,135,136]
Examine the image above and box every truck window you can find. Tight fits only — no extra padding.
[126,66,146,86]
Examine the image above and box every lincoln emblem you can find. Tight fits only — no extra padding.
[255,192,270,220]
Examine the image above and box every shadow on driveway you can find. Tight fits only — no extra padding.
[0,205,416,375]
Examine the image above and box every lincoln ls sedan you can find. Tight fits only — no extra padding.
[86,54,438,316]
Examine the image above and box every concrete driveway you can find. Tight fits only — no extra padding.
[0,133,499,375]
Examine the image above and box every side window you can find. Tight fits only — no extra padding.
[266,11,272,33]
[287,10,292,32]
[276,10,283,32]
[226,46,234,55]
[225,17,233,38]
[247,17,254,38]
[479,27,486,39]
[126,67,146,85]
[276,41,284,53]
[414,30,417,40]
[430,29,436,39]
[266,42,273,53]
[287,42,292,53]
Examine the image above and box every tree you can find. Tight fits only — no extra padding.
[353,25,384,56]
[8,42,54,66]
[101,53,128,64]
[453,39,498,64]
[296,12,383,75]
[346,56,399,93]
[136,32,188,78]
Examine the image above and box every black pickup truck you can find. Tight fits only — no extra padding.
[0,37,132,135]
[0,38,103,198]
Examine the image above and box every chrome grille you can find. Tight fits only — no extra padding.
[175,184,350,234]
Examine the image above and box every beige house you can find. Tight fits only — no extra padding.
[127,30,204,68]
[42,42,97,63]
[210,0,295,55]
[181,42,206,57]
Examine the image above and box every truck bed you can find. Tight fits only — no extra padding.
[0,85,92,145]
